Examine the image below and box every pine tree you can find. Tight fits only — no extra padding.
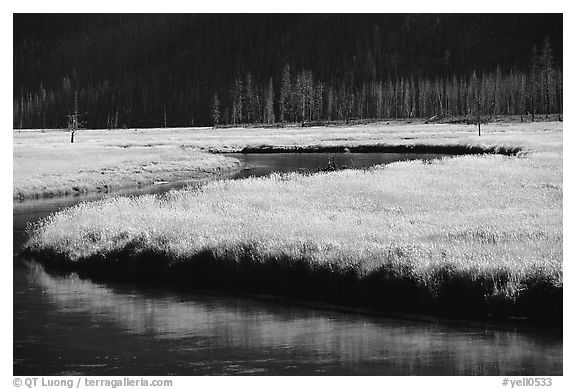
[304,71,314,122]
[313,81,324,121]
[295,71,306,123]
[358,82,367,119]
[470,71,482,135]
[264,78,275,124]
[494,65,502,117]
[244,72,255,123]
[212,93,221,127]
[231,76,243,125]
[279,63,291,124]
[519,73,527,122]
[40,83,47,130]
[326,87,334,121]
[529,45,539,121]
[540,36,554,118]
[555,69,562,121]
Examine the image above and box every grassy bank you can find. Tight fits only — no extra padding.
[22,122,562,323]
[238,143,522,156]
[13,130,240,199]
[14,121,557,199]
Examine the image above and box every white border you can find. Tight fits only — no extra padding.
[4,5,572,388]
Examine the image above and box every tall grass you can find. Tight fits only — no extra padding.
[13,144,239,199]
[14,121,561,199]
[24,149,562,322]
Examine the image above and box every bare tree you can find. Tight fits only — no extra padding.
[67,92,81,143]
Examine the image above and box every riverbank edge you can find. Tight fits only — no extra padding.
[233,143,524,156]
[14,142,522,201]
[20,245,562,326]
[19,138,562,326]
[13,158,242,201]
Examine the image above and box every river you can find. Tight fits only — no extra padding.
[13,153,563,375]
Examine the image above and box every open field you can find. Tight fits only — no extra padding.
[21,121,562,322]
[14,120,558,199]
[13,130,241,199]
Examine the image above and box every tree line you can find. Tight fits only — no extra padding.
[212,41,561,127]
[13,15,562,129]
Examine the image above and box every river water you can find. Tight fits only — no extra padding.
[13,153,562,375]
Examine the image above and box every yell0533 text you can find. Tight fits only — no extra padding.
[501,378,553,388]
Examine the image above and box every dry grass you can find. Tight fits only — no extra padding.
[13,131,240,199]
[22,121,563,321]
[14,121,560,199]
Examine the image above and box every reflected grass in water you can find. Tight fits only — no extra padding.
[20,261,562,375]
[24,152,562,322]
[13,142,239,200]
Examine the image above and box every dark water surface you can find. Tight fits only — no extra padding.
[13,153,562,375]
[226,152,446,178]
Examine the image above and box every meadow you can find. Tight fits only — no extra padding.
[13,129,240,199]
[12,120,546,199]
[20,121,563,322]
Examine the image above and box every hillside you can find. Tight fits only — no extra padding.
[13,14,563,128]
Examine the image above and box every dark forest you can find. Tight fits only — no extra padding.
[13,14,563,129]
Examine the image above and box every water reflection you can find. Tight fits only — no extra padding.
[14,152,562,375]
[16,260,562,375]
[227,152,447,179]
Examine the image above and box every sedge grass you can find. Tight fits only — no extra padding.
[23,127,562,322]
[14,121,560,199]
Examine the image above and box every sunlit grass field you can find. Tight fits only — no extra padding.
[13,137,239,199]
[14,121,557,199]
[21,122,562,321]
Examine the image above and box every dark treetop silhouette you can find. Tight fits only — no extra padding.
[14,14,562,129]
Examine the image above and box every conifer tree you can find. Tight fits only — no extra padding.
[540,36,554,118]
[529,45,539,121]
[470,71,482,135]
[212,93,221,127]
[264,78,275,124]
[555,69,562,121]
[519,73,527,122]
[279,64,291,124]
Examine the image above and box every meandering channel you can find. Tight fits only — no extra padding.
[14,153,562,375]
